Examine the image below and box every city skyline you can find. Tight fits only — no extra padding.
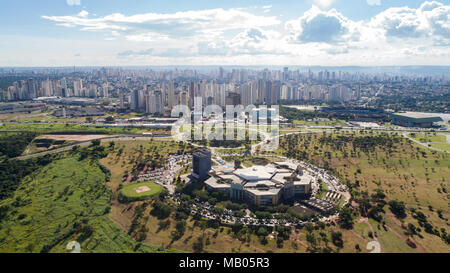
[0,0,449,66]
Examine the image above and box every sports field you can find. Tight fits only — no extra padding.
[119,181,163,201]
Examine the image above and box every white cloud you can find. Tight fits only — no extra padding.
[42,8,280,36]
[66,0,81,6]
[286,6,361,44]
[313,0,336,9]
[370,1,450,39]
[77,10,88,18]
[38,1,450,65]
[262,5,272,13]
[367,0,381,6]
[119,28,287,57]
[198,28,287,56]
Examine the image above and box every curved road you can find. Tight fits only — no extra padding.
[402,132,449,154]
[14,135,173,160]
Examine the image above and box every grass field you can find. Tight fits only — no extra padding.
[265,131,450,253]
[0,122,167,135]
[429,142,450,151]
[409,133,446,143]
[0,154,175,253]
[409,133,450,152]
[293,119,346,126]
[119,181,163,202]
[215,148,248,154]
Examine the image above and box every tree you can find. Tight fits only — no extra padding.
[232,222,243,234]
[305,222,314,233]
[260,236,268,245]
[234,160,242,169]
[331,231,344,248]
[193,236,204,253]
[276,237,284,248]
[338,207,354,229]
[171,220,186,241]
[388,200,407,219]
[151,201,173,219]
[91,139,101,146]
[306,233,316,250]
[257,227,269,237]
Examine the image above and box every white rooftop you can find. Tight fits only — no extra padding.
[234,166,277,181]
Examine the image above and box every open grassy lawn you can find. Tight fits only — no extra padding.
[409,133,450,152]
[293,119,346,126]
[429,142,450,151]
[215,148,247,154]
[409,133,446,143]
[0,122,166,135]
[267,131,450,253]
[0,155,173,253]
[120,181,162,201]
[315,179,328,199]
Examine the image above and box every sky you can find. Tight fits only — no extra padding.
[0,0,449,66]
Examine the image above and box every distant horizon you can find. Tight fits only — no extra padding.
[2,65,450,67]
[0,0,449,66]
[2,65,449,76]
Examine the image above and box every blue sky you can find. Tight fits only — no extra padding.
[0,0,449,66]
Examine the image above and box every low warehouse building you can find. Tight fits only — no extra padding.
[391,112,443,128]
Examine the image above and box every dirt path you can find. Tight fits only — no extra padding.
[350,229,368,243]
[385,213,425,253]
[358,217,385,253]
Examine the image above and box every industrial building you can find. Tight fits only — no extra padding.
[391,112,443,128]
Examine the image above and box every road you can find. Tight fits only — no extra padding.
[402,132,449,154]
[14,135,173,160]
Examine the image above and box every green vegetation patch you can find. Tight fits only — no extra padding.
[429,143,450,152]
[0,132,37,160]
[0,155,168,253]
[0,123,163,135]
[119,181,163,203]
[409,133,446,143]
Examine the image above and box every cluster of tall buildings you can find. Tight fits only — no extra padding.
[1,78,109,101]
[129,89,164,115]
[4,66,446,112]
[120,79,359,115]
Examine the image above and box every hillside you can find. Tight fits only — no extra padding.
[0,154,176,253]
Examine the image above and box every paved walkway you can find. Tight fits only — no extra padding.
[402,133,449,154]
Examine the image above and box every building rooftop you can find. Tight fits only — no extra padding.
[391,112,443,123]
[204,176,231,189]
[217,174,244,185]
[294,173,315,186]
[272,161,299,171]
[244,180,276,189]
[234,166,277,181]
[246,187,281,196]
